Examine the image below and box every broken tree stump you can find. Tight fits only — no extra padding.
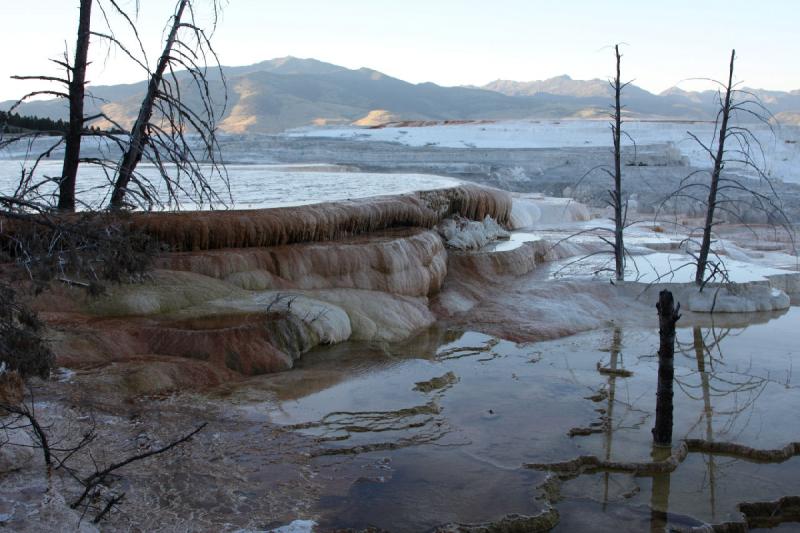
[653,290,681,447]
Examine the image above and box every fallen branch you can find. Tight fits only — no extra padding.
[739,496,800,529]
[526,438,800,478]
[685,438,800,462]
[58,277,91,289]
[0,401,51,466]
[72,422,207,509]
[92,493,125,524]
[527,441,689,476]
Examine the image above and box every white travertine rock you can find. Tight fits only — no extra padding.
[437,215,509,251]
[686,285,791,313]
[509,194,590,229]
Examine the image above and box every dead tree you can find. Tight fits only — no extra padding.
[109,0,229,210]
[659,49,795,288]
[694,50,735,285]
[58,0,94,212]
[109,0,189,209]
[610,44,626,281]
[0,0,145,210]
[550,44,635,281]
[2,0,227,212]
[653,290,680,446]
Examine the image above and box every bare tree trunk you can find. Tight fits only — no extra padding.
[653,290,680,446]
[109,0,188,209]
[612,44,625,281]
[695,49,735,286]
[58,0,93,212]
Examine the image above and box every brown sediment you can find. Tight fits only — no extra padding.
[284,401,442,432]
[311,432,448,457]
[739,496,800,529]
[21,226,453,385]
[131,184,511,252]
[527,443,688,476]
[0,371,23,406]
[537,473,564,505]
[142,320,295,374]
[155,227,447,297]
[596,364,634,377]
[73,355,238,398]
[281,401,451,457]
[529,441,800,532]
[567,420,608,438]
[2,185,511,390]
[679,496,800,532]
[436,507,560,533]
[413,371,458,393]
[584,389,609,402]
[526,439,800,477]
[684,439,800,462]
[436,339,499,361]
[46,309,318,378]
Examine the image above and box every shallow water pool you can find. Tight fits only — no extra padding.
[251,307,800,531]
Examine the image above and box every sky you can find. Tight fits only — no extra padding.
[1,0,798,102]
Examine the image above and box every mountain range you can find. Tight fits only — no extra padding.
[3,56,800,133]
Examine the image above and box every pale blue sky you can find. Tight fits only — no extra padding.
[1,0,798,101]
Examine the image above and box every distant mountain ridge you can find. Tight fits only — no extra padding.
[483,75,623,98]
[3,57,800,133]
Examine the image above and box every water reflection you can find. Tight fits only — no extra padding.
[228,308,800,531]
[602,327,623,511]
[694,326,718,522]
[564,315,799,530]
[649,445,673,532]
